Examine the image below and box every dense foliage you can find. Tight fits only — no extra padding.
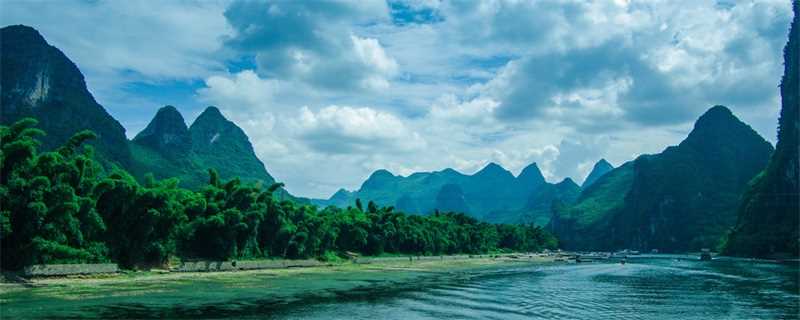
[0,119,557,270]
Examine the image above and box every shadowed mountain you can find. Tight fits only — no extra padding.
[435,183,469,214]
[550,105,774,252]
[0,25,131,166]
[582,159,614,188]
[724,2,799,258]
[484,177,581,226]
[132,105,191,159]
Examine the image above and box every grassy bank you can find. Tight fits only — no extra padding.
[0,255,553,319]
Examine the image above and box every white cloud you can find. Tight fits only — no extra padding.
[198,70,279,115]
[292,105,425,154]
[351,35,399,80]
[5,0,791,198]
[351,37,398,90]
[429,95,499,125]
[2,1,233,136]
[2,1,231,80]
[223,0,396,91]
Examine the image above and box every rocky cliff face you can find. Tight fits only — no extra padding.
[724,1,799,258]
[551,106,774,252]
[1,25,131,166]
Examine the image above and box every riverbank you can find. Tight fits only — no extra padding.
[3,254,797,319]
[0,255,553,318]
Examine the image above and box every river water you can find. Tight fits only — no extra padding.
[3,255,798,319]
[266,255,799,320]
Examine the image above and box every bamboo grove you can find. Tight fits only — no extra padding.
[0,118,558,270]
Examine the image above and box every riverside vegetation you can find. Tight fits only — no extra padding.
[1,1,798,276]
[0,118,557,270]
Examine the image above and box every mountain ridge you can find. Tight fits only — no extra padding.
[724,1,799,258]
[549,105,774,252]
[1,24,290,196]
[315,161,582,225]
[582,159,613,188]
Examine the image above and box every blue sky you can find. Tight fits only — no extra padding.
[2,0,793,198]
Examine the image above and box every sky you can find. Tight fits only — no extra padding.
[2,0,793,198]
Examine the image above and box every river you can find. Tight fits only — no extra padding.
[3,255,798,319]
[267,255,798,320]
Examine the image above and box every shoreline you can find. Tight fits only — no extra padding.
[2,254,796,319]
[0,254,553,294]
[0,254,556,318]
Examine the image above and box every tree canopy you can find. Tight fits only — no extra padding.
[1,118,557,270]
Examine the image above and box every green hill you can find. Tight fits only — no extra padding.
[128,105,281,191]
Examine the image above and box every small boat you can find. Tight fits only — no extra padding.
[700,248,712,261]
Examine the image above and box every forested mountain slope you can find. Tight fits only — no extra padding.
[724,1,799,258]
[550,106,773,252]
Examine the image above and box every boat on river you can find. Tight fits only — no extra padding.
[700,248,712,261]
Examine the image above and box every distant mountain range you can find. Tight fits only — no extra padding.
[0,25,290,197]
[319,105,775,242]
[313,162,542,219]
[549,105,774,252]
[313,160,613,225]
[3,23,792,256]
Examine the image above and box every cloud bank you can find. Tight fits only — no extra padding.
[3,0,793,197]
